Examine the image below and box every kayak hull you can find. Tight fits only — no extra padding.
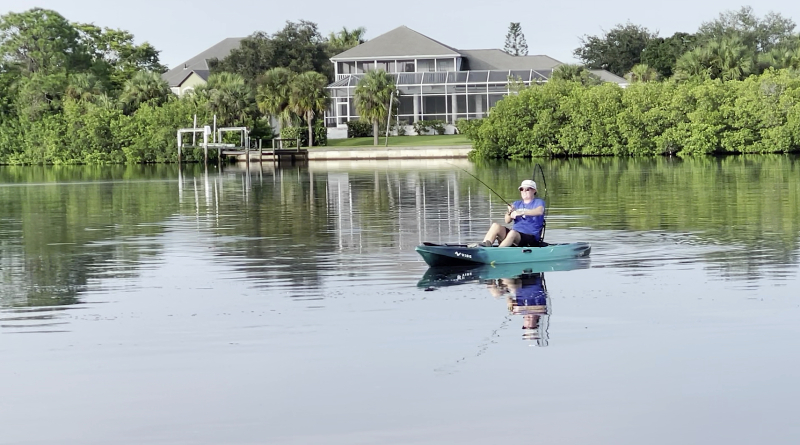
[415,242,591,267]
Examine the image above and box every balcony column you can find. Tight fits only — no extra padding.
[413,94,420,123]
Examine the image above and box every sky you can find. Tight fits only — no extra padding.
[3,0,800,69]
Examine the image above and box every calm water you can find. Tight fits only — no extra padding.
[1,157,799,445]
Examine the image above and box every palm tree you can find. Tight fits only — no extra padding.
[625,64,659,83]
[256,67,295,130]
[119,70,170,113]
[758,44,800,71]
[711,36,754,81]
[289,71,329,147]
[328,27,367,53]
[354,70,396,146]
[550,64,602,85]
[675,36,755,81]
[204,72,255,127]
[675,48,711,79]
[65,73,105,102]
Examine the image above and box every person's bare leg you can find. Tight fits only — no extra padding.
[482,223,508,245]
[499,230,521,247]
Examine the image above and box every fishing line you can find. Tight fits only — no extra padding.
[446,161,512,207]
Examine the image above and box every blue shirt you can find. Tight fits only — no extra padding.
[514,274,547,306]
[512,198,545,240]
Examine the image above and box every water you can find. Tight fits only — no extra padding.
[1,157,799,445]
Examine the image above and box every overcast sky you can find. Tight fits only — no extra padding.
[3,1,800,69]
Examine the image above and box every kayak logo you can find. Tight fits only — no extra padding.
[454,251,472,259]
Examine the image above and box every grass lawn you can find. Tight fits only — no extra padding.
[324,134,470,148]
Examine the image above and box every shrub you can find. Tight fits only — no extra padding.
[346,120,372,138]
[456,118,484,140]
[279,122,327,147]
[412,119,446,135]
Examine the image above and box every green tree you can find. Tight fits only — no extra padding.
[14,72,68,120]
[626,64,659,83]
[289,71,329,147]
[504,22,528,56]
[641,32,697,78]
[65,73,106,102]
[210,21,332,81]
[119,70,170,114]
[203,72,255,127]
[74,24,166,92]
[550,64,602,86]
[354,70,396,146]
[697,6,796,53]
[757,37,800,70]
[574,22,658,76]
[0,8,87,76]
[675,35,755,81]
[256,67,296,130]
[327,26,367,55]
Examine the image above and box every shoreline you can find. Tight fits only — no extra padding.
[229,145,472,162]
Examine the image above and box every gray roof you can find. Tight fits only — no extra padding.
[588,69,629,85]
[331,26,461,60]
[459,49,562,71]
[162,37,244,87]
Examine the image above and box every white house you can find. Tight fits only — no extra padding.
[326,26,627,137]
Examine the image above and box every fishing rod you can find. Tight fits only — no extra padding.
[446,161,512,207]
[532,163,547,200]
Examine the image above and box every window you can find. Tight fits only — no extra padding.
[338,62,355,75]
[357,61,374,72]
[417,59,435,72]
[398,96,415,117]
[468,94,487,116]
[436,59,455,72]
[488,94,505,108]
[397,60,415,72]
[375,61,390,72]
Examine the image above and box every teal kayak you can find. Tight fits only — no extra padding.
[417,257,590,288]
[415,242,591,267]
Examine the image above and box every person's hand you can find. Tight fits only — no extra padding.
[506,205,514,216]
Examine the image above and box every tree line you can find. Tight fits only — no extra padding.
[574,6,800,81]
[4,6,800,163]
[465,68,800,158]
[0,8,371,164]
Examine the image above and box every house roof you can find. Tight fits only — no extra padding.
[162,38,244,87]
[588,69,629,85]
[459,49,562,71]
[331,26,461,60]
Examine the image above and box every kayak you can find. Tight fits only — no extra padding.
[415,241,591,267]
[417,257,590,288]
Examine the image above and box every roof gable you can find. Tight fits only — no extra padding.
[162,37,244,86]
[331,26,460,60]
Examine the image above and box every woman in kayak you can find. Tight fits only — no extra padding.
[470,179,545,247]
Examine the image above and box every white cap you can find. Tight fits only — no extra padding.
[518,180,537,191]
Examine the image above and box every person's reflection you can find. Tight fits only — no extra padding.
[487,273,550,346]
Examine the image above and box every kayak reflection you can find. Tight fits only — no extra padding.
[418,258,589,346]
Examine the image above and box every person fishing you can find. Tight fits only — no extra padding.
[469,179,545,248]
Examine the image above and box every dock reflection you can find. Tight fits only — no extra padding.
[418,259,589,346]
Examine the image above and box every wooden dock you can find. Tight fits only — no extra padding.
[220,147,308,163]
